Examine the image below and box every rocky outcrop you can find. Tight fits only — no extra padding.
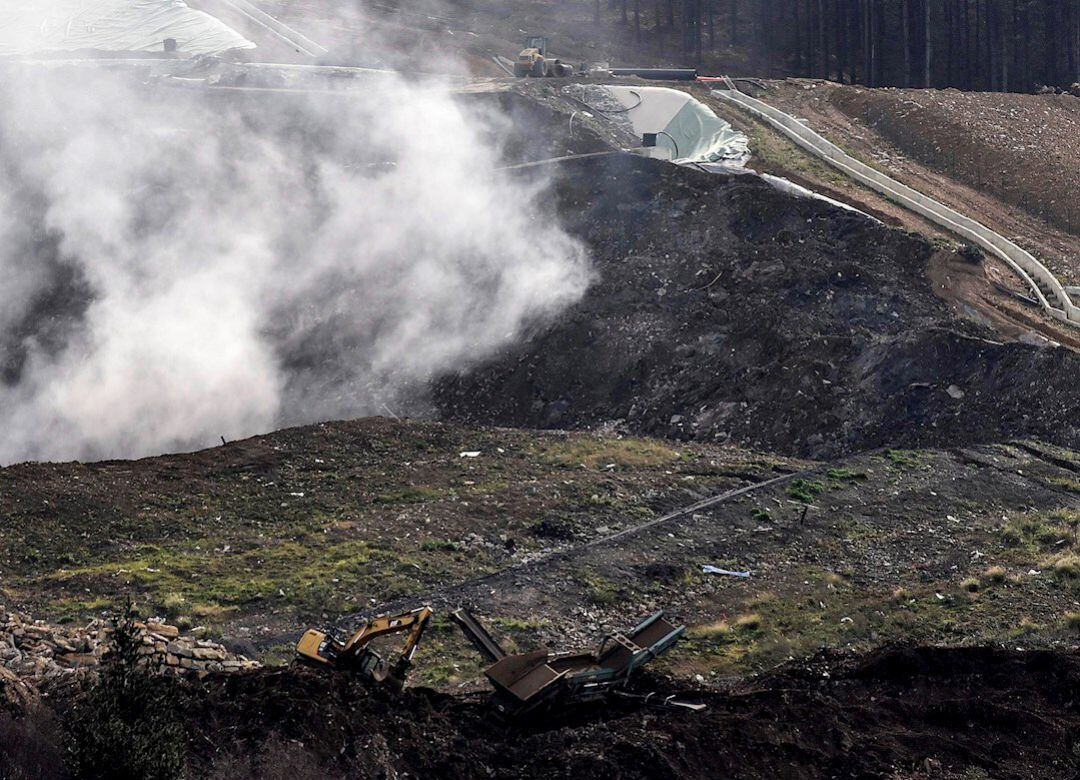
[0,608,260,695]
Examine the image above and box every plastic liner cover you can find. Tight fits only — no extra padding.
[0,0,255,57]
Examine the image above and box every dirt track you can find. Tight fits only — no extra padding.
[759,80,1079,285]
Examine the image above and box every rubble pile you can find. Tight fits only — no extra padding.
[0,608,260,694]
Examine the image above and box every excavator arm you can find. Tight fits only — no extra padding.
[296,606,433,686]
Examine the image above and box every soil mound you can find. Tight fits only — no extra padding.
[435,153,1080,458]
[47,645,1075,778]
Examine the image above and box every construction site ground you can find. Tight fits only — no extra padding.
[5,422,1080,777]
[695,80,1080,349]
[4,8,1080,775]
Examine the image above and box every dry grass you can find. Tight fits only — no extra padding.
[960,577,980,593]
[984,566,1007,584]
[733,613,763,632]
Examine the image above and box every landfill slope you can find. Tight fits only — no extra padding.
[436,153,1080,458]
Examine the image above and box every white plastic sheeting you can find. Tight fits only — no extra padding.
[603,85,750,164]
[0,0,255,57]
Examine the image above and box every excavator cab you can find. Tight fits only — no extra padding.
[296,606,433,689]
[524,36,549,57]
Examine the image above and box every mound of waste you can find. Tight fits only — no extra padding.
[435,153,1080,458]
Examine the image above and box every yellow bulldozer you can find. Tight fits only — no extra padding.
[514,36,573,77]
[295,606,432,690]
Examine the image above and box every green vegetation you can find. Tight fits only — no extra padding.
[1052,554,1080,578]
[826,468,868,483]
[537,436,681,470]
[786,478,825,503]
[733,613,763,632]
[1042,476,1080,494]
[882,449,921,468]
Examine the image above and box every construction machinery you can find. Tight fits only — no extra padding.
[451,607,686,718]
[514,36,573,78]
[296,606,432,689]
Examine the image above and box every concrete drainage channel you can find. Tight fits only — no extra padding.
[713,81,1080,329]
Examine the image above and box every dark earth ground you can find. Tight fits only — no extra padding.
[3,12,1080,776]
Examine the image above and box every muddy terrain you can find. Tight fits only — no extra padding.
[436,152,1080,459]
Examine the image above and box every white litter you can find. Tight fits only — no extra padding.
[701,565,751,578]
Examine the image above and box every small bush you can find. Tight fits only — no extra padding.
[786,479,825,504]
[1064,612,1080,631]
[960,577,980,593]
[64,601,187,780]
[0,707,65,780]
[984,566,1007,583]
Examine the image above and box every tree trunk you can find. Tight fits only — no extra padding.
[903,0,912,86]
[924,0,932,87]
[819,0,828,78]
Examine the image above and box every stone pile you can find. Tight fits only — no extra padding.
[1,607,260,696]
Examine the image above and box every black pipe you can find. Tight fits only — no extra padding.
[608,67,698,80]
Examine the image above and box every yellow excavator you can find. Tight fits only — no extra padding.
[295,606,432,689]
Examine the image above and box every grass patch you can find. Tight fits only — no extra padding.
[733,613,763,632]
[1064,612,1080,631]
[1042,476,1080,494]
[826,468,868,483]
[984,566,1007,584]
[1000,514,1076,551]
[883,449,920,468]
[420,539,459,552]
[786,479,825,504]
[373,486,443,505]
[1052,554,1080,578]
[538,437,680,470]
[960,577,980,593]
[688,619,731,640]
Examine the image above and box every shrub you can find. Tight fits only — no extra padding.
[960,577,980,593]
[0,707,65,780]
[64,601,187,780]
[1064,612,1080,632]
[984,566,1007,584]
[786,479,825,504]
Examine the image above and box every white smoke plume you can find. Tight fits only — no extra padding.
[0,63,590,464]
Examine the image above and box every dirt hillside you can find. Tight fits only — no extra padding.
[435,153,1080,459]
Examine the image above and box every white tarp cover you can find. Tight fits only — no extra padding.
[0,0,255,57]
[603,85,750,164]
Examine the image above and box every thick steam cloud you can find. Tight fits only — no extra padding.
[0,67,590,463]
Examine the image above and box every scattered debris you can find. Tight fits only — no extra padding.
[701,565,751,578]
